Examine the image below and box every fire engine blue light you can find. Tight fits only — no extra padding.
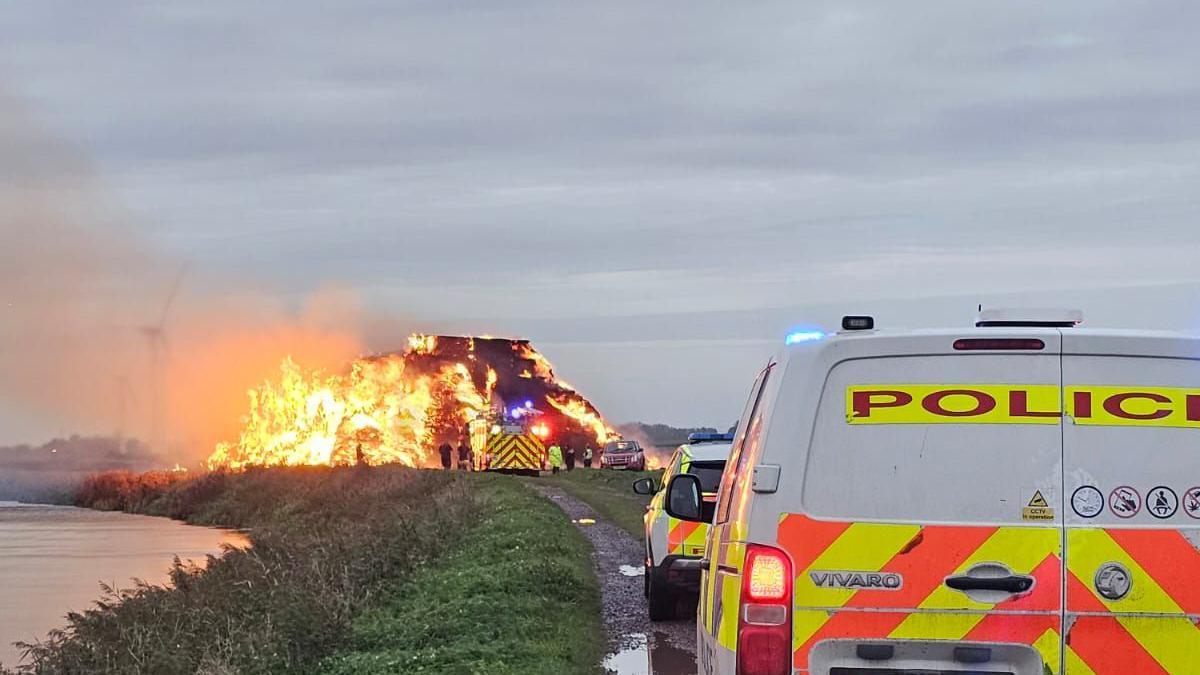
[785,330,826,345]
[511,408,523,418]
[524,400,533,408]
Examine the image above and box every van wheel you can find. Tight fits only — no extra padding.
[648,568,677,621]
[643,563,650,598]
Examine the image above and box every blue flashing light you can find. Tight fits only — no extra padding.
[524,400,533,408]
[785,330,826,345]
[688,432,735,444]
[511,408,523,418]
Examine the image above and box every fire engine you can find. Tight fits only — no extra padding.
[469,400,552,476]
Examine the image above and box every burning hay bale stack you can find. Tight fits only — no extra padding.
[207,335,615,470]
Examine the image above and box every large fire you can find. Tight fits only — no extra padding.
[207,336,616,470]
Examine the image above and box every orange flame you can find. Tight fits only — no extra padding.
[545,393,616,445]
[208,335,615,469]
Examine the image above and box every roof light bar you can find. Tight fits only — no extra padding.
[687,432,735,444]
[785,330,825,345]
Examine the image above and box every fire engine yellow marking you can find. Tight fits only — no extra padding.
[1067,529,1200,672]
[488,433,544,470]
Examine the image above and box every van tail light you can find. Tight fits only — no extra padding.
[738,544,793,675]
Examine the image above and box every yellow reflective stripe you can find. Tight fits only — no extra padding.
[887,611,979,641]
[794,523,921,607]
[1064,644,1096,675]
[1109,616,1200,674]
[685,522,708,555]
[1067,529,1200,672]
[890,527,1058,640]
[792,610,832,652]
[911,526,1059,612]
[1067,529,1182,614]
[792,523,919,647]
[666,518,687,554]
[717,572,740,649]
[1032,628,1063,675]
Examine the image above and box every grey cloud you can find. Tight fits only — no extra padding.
[4,0,1200,434]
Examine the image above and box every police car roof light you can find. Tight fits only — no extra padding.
[688,432,735,444]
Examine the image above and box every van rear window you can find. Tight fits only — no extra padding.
[802,355,1063,524]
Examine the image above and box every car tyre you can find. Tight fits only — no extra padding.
[647,567,677,621]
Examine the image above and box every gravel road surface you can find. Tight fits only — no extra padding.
[531,484,697,675]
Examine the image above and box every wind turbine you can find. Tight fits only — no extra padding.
[141,265,187,454]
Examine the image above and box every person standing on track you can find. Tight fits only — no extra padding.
[457,438,472,471]
[583,445,593,468]
[548,443,564,474]
[438,440,453,470]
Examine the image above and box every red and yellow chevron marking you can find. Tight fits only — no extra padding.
[487,433,545,471]
[777,514,1062,672]
[667,519,708,557]
[1065,528,1200,674]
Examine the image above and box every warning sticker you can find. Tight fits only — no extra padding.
[1022,490,1055,522]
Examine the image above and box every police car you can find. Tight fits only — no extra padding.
[633,432,733,621]
[664,310,1200,675]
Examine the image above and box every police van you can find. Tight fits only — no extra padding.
[665,310,1200,675]
[634,432,734,620]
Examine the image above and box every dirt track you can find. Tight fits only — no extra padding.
[531,485,697,675]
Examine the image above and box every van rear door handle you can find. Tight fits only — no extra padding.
[944,573,1034,594]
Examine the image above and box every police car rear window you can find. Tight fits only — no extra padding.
[686,461,724,492]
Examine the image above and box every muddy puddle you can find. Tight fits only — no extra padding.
[605,631,697,675]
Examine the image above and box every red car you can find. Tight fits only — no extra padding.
[600,440,645,470]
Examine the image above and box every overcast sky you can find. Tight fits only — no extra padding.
[4,1,1200,438]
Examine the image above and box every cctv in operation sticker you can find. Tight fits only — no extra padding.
[1022,490,1055,522]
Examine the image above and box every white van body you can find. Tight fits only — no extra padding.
[696,323,1200,675]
